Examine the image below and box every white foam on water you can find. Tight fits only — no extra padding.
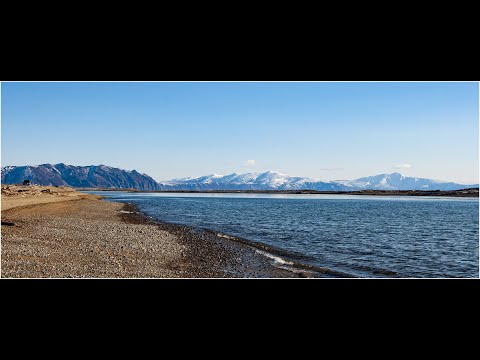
[216,232,297,267]
[254,249,294,266]
[216,233,237,240]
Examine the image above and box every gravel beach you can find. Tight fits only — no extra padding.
[1,186,303,278]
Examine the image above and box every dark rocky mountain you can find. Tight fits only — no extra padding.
[1,163,160,190]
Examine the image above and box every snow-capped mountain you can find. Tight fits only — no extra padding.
[159,171,478,191]
[336,172,477,191]
[158,171,348,191]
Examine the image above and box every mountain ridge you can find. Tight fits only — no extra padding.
[157,170,477,191]
[1,163,160,190]
[1,164,478,191]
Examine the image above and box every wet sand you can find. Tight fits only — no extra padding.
[1,186,305,278]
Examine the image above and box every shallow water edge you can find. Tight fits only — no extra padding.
[118,202,354,278]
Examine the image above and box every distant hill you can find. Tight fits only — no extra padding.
[158,171,478,191]
[158,171,348,191]
[335,172,478,191]
[2,165,477,192]
[1,164,160,190]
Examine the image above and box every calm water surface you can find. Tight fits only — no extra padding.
[86,191,479,278]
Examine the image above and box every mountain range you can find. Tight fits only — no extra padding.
[1,164,477,191]
[1,163,159,191]
[157,171,478,191]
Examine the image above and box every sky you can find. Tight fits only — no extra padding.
[1,82,478,184]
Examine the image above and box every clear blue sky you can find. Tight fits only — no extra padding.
[1,82,478,184]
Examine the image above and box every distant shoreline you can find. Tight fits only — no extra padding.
[76,187,479,197]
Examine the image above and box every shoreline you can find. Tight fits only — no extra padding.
[76,187,479,197]
[120,202,353,278]
[1,187,320,278]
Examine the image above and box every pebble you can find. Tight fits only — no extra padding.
[2,195,303,278]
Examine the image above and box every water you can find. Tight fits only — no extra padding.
[86,191,479,278]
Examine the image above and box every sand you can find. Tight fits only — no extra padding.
[1,185,83,211]
[1,185,304,278]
